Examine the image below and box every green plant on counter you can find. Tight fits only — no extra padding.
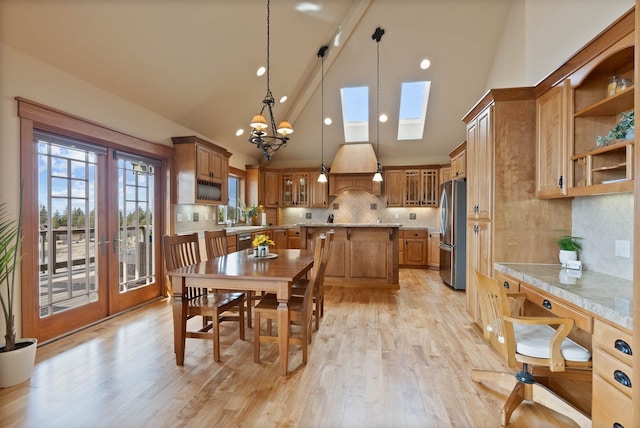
[556,236,582,252]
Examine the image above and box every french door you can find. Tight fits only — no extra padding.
[29,130,162,342]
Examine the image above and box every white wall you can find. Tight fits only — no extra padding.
[486,0,634,88]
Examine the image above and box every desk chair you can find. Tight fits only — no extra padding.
[253,235,326,372]
[163,233,245,362]
[204,229,259,328]
[471,271,592,426]
[291,231,333,331]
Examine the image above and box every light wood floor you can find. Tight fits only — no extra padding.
[1,269,583,427]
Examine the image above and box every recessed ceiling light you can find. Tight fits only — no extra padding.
[256,66,266,76]
[296,2,321,12]
[280,95,287,103]
[420,59,431,70]
[379,114,388,123]
[235,129,244,136]
[324,117,332,125]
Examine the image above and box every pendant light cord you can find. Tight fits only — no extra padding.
[266,0,271,97]
[376,38,380,158]
[321,52,324,165]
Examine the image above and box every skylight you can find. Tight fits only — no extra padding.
[340,86,368,142]
[398,81,430,141]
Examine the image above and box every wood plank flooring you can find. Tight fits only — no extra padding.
[0,269,582,427]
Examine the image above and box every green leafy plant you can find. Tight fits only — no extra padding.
[556,236,582,252]
[0,191,23,352]
[596,110,634,147]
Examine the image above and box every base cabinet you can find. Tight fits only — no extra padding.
[428,231,440,269]
[592,319,634,427]
[400,230,428,267]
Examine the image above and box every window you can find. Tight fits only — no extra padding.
[219,175,241,224]
[340,86,369,142]
[398,81,431,140]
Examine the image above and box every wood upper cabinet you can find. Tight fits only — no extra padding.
[570,37,635,196]
[246,166,279,208]
[308,170,329,208]
[404,169,438,206]
[449,141,466,180]
[536,81,570,198]
[172,136,231,205]
[384,169,404,207]
[466,104,493,220]
[280,171,309,207]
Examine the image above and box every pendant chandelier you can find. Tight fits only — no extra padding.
[372,26,384,182]
[249,0,293,161]
[317,45,329,183]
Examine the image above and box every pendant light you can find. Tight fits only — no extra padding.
[317,45,329,183]
[372,27,385,182]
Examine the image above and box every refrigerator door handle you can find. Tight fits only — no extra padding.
[439,188,448,236]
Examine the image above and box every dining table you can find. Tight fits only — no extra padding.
[167,248,315,376]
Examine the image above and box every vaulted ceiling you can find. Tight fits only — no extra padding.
[0,0,513,167]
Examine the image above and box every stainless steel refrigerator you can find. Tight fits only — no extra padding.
[439,179,466,290]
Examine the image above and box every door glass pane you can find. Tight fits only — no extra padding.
[117,157,156,292]
[37,135,99,317]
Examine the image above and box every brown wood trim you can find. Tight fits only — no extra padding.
[382,164,441,171]
[534,7,635,97]
[229,166,246,179]
[632,2,639,424]
[448,141,466,158]
[462,87,535,123]
[171,135,232,158]
[16,97,174,159]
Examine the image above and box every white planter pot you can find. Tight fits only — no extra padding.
[0,338,37,388]
[559,250,578,267]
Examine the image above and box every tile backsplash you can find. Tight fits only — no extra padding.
[572,192,633,280]
[280,190,439,228]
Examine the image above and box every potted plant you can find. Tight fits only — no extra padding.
[0,191,38,388]
[556,235,582,267]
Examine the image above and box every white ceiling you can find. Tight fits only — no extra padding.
[0,0,513,167]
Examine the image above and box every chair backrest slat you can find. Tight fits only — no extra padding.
[163,233,203,299]
[204,230,229,259]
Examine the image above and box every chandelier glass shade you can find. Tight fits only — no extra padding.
[249,0,292,161]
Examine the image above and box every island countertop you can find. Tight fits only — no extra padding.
[494,263,633,330]
[296,223,402,228]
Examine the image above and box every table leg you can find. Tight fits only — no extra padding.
[172,277,187,366]
[277,299,290,375]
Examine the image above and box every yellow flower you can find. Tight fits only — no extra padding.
[252,234,275,247]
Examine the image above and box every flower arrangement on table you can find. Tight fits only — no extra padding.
[253,234,275,248]
[252,234,275,258]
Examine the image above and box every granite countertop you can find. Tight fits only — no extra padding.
[494,263,633,330]
[297,223,402,228]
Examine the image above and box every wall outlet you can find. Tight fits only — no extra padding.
[394,213,399,219]
[176,213,183,222]
[299,212,303,219]
[615,240,631,258]
[305,212,312,219]
[204,213,208,221]
[193,212,199,222]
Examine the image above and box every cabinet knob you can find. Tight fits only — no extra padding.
[542,299,552,310]
[503,281,510,289]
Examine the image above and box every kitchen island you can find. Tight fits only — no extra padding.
[299,224,400,288]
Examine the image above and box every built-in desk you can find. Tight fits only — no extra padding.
[494,263,634,427]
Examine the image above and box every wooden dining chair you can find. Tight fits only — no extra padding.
[253,235,326,372]
[291,230,333,331]
[163,233,245,362]
[204,229,258,328]
[470,271,592,427]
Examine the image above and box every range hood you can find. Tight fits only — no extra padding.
[329,144,378,174]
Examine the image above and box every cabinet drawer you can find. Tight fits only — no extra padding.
[494,272,519,292]
[592,373,633,427]
[402,230,427,239]
[593,348,633,398]
[593,319,633,367]
[519,283,593,333]
[287,229,300,236]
